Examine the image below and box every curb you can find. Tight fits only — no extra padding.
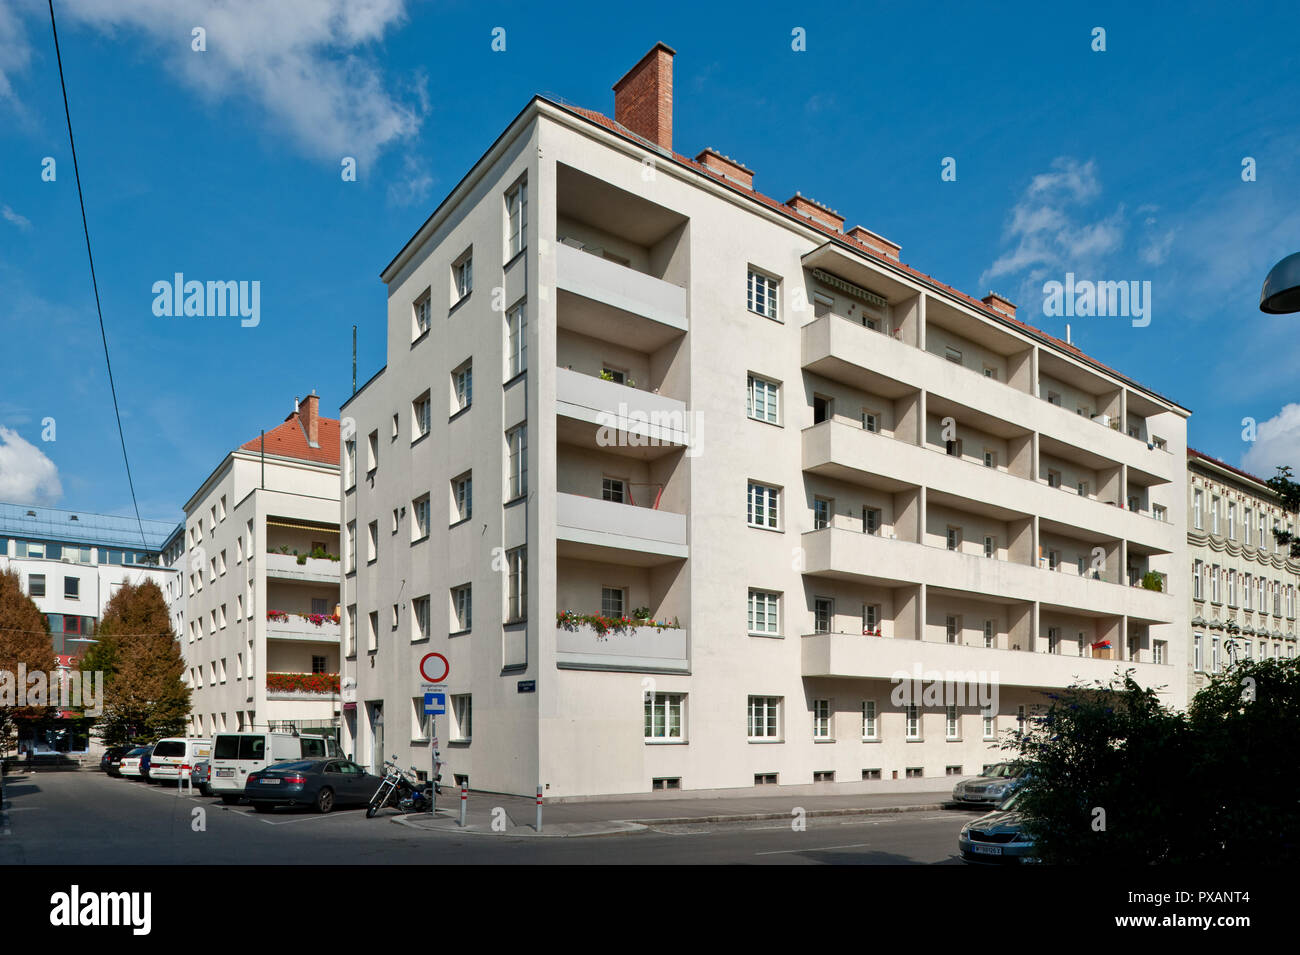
[390,813,649,838]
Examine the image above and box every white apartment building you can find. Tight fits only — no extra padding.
[179,394,343,737]
[0,503,178,754]
[340,43,1191,798]
[1187,449,1299,698]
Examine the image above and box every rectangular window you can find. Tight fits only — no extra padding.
[1048,626,1061,654]
[861,701,878,740]
[946,705,959,740]
[747,374,780,424]
[412,496,430,541]
[345,438,356,488]
[747,482,779,529]
[946,614,961,644]
[452,473,472,523]
[1193,560,1203,600]
[905,704,921,740]
[862,409,881,434]
[453,254,473,301]
[451,695,472,742]
[601,477,627,504]
[1244,508,1252,545]
[506,301,527,378]
[813,497,833,530]
[812,699,832,740]
[944,346,962,365]
[983,449,996,468]
[946,526,962,552]
[813,597,833,634]
[346,520,357,570]
[28,574,45,597]
[748,589,780,635]
[1228,503,1236,539]
[982,706,996,739]
[601,586,626,618]
[413,292,431,338]
[946,437,963,458]
[346,605,356,656]
[984,535,996,559]
[862,507,881,535]
[1153,640,1166,665]
[64,576,79,599]
[506,424,527,499]
[1211,497,1220,534]
[862,603,881,633]
[452,585,472,632]
[747,269,779,320]
[645,693,684,740]
[747,696,780,739]
[507,547,527,622]
[506,180,527,258]
[984,620,995,648]
[1211,565,1221,603]
[1194,633,1203,672]
[1047,469,1062,488]
[453,364,472,413]
[368,610,379,652]
[412,596,430,641]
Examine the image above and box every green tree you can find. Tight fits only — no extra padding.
[1265,465,1300,557]
[0,569,55,758]
[83,580,190,746]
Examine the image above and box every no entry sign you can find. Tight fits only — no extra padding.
[419,651,449,683]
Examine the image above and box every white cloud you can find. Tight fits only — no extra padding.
[386,151,434,207]
[0,426,62,505]
[1240,404,1300,478]
[58,0,423,166]
[0,1,33,108]
[2,204,31,229]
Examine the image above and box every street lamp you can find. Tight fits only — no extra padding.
[1260,252,1300,313]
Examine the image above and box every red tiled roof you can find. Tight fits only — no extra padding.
[1188,447,1276,492]
[560,102,1182,410]
[239,414,340,466]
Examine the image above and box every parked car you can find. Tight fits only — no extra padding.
[118,747,149,779]
[210,732,342,804]
[952,761,1031,807]
[245,759,383,814]
[100,746,131,776]
[191,759,211,796]
[148,738,213,785]
[139,744,158,783]
[958,789,1039,864]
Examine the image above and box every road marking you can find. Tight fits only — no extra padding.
[755,842,875,856]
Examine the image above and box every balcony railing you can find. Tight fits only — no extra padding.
[555,619,688,672]
[266,611,342,643]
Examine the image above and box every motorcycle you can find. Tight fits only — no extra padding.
[366,759,440,818]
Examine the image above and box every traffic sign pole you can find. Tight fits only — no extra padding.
[536,784,543,833]
[459,782,467,827]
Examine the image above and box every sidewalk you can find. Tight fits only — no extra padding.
[393,789,960,838]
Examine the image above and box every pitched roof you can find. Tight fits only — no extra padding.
[239,413,340,467]
[1188,447,1277,494]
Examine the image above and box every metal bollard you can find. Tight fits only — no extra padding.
[459,783,468,827]
[535,784,543,832]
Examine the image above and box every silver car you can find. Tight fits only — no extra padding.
[952,762,1030,806]
[958,789,1039,864]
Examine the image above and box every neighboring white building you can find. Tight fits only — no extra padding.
[0,503,179,754]
[1186,449,1299,698]
[339,44,1191,798]
[179,393,342,738]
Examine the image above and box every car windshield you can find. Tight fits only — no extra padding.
[267,761,317,773]
[126,748,146,757]
[998,788,1027,811]
[982,763,1013,777]
[153,741,185,757]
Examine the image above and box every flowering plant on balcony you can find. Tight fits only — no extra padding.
[861,626,883,636]
[266,672,340,694]
[266,610,289,622]
[556,610,680,641]
[266,610,341,626]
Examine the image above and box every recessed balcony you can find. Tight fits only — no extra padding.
[265,552,341,584]
[555,367,689,458]
[555,619,689,673]
[556,242,687,349]
[265,612,341,643]
[555,492,687,566]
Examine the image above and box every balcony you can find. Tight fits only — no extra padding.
[556,242,687,349]
[265,552,341,585]
[555,492,687,566]
[801,527,1172,624]
[265,671,340,702]
[555,620,688,673]
[266,612,342,643]
[555,367,689,457]
[801,631,1174,694]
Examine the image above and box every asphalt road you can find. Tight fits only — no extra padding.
[0,769,980,864]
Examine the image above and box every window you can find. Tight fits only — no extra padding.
[862,769,882,781]
[451,695,473,742]
[64,576,79,599]
[367,520,379,562]
[1047,390,1062,406]
[601,366,626,385]
[1193,560,1203,600]
[862,410,880,434]
[367,430,379,474]
[1194,633,1203,672]
[453,253,473,301]
[1077,481,1089,497]
[345,438,356,488]
[1228,503,1236,539]
[412,596,430,641]
[861,701,878,740]
[747,269,779,320]
[1211,636,1221,674]
[28,574,45,597]
[1047,469,1062,488]
[983,449,996,468]
[982,706,996,739]
[452,473,472,523]
[755,773,778,786]
[411,496,429,541]
[506,424,527,499]
[984,535,996,559]
[506,180,527,258]
[1244,574,1253,610]
[368,610,379,652]
[946,615,961,644]
[645,693,684,740]
[813,395,832,424]
[452,585,472,632]
[410,393,431,440]
[1048,626,1061,654]
[601,587,626,618]
[747,696,780,739]
[1228,570,1237,606]
[1048,549,1060,571]
[391,412,400,441]
[1153,640,1166,665]
[747,482,780,529]
[506,547,527,622]
[905,705,921,740]
[747,374,780,424]
[946,706,959,739]
[601,477,627,504]
[862,507,882,535]
[813,497,833,530]
[506,302,527,377]
[1211,497,1220,534]
[413,292,431,338]
[748,589,780,635]
[346,520,356,570]
[1211,564,1220,603]
[1153,504,1167,522]
[346,606,356,655]
[813,597,833,634]
[983,620,995,648]
[945,437,963,458]
[946,526,962,552]
[813,699,832,740]
[452,363,472,413]
[982,365,998,380]
[944,346,962,364]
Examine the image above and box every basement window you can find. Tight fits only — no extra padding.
[651,777,681,791]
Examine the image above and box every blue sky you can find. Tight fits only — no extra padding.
[1,0,1299,526]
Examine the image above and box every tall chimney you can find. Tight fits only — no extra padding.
[981,292,1017,319]
[613,42,675,151]
[300,393,320,448]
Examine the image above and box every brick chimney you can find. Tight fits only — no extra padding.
[696,148,753,189]
[299,392,320,448]
[786,192,844,232]
[982,292,1017,319]
[613,42,675,151]
[848,225,901,261]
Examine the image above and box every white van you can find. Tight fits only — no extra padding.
[148,738,212,783]
[209,732,342,803]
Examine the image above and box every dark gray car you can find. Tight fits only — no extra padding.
[244,758,382,814]
[951,761,1030,806]
[958,789,1039,863]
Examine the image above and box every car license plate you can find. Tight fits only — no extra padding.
[216,769,234,777]
[260,778,280,784]
[971,844,1002,855]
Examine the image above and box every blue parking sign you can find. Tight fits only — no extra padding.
[424,691,446,716]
